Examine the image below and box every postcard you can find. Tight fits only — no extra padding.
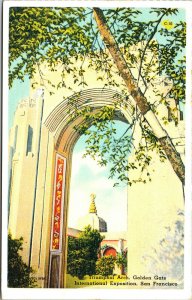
[1,1,192,299]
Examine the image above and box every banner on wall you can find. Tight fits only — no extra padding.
[51,153,66,252]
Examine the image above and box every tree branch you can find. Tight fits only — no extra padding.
[93,7,150,115]
[93,7,185,185]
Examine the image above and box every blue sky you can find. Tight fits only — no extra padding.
[8,78,30,129]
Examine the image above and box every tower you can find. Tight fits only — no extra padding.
[77,194,107,232]
[89,193,97,214]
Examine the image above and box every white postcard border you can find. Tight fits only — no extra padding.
[2,1,192,299]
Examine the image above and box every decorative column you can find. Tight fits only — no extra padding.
[48,153,66,288]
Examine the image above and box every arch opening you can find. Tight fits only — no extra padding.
[65,120,129,286]
[46,88,132,288]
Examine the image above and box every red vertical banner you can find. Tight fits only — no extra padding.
[51,153,66,251]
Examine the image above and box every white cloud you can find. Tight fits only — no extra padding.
[68,171,128,231]
[68,137,128,232]
[71,151,107,177]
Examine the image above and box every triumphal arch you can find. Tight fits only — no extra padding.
[8,55,184,287]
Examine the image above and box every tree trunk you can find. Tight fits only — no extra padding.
[93,7,185,185]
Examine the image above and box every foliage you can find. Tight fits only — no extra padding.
[115,252,127,269]
[143,210,184,288]
[9,7,186,185]
[67,226,104,279]
[8,234,37,287]
[96,255,116,276]
[9,7,93,87]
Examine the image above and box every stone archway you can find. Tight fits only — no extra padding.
[45,88,133,152]
[8,85,184,289]
[44,88,133,288]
